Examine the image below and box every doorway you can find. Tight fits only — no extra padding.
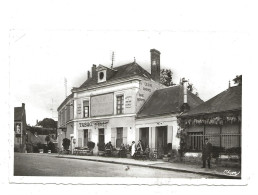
[84,129,88,147]
[140,127,149,150]
[98,128,105,146]
[156,126,167,157]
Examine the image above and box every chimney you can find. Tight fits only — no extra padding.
[180,78,190,112]
[87,71,91,79]
[22,103,25,108]
[150,49,161,82]
[183,78,188,104]
[91,64,97,80]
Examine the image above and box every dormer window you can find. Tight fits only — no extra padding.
[98,70,106,83]
[99,72,104,80]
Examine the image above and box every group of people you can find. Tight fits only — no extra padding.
[103,140,149,158]
[130,140,149,158]
[104,138,213,168]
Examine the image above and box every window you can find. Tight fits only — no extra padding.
[99,72,104,80]
[188,132,203,151]
[116,127,123,147]
[116,95,124,114]
[83,100,89,118]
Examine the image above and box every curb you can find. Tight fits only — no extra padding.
[56,155,241,179]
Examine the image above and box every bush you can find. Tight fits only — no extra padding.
[62,138,70,151]
[225,147,241,155]
[97,142,105,151]
[48,141,57,153]
[212,146,224,158]
[87,141,95,150]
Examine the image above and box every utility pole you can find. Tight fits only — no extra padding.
[111,51,115,69]
[64,77,67,98]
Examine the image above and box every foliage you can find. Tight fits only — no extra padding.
[183,115,241,126]
[160,69,174,86]
[37,118,57,129]
[225,147,241,155]
[48,141,57,153]
[62,138,70,150]
[97,142,105,151]
[212,146,224,158]
[45,135,50,144]
[87,141,95,150]
[233,75,242,86]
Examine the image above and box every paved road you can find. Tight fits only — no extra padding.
[14,153,218,178]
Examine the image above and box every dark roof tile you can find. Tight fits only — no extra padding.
[14,107,23,121]
[79,62,152,89]
[181,85,242,117]
[137,85,203,118]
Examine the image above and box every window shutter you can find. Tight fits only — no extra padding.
[111,128,116,147]
[123,127,127,145]
[88,129,91,141]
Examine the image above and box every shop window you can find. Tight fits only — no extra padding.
[116,95,124,114]
[116,127,123,147]
[83,100,89,118]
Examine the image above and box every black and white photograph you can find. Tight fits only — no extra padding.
[2,0,257,194]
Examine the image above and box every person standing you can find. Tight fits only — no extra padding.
[202,138,212,168]
[131,141,136,157]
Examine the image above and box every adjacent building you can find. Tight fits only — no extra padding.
[177,85,242,154]
[136,82,203,157]
[14,103,27,152]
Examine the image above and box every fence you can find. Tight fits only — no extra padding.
[187,133,241,152]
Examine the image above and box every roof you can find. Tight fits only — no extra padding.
[181,85,242,117]
[57,93,73,111]
[27,131,56,145]
[14,107,24,121]
[137,85,204,118]
[78,62,152,89]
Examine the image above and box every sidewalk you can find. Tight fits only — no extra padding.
[52,154,241,179]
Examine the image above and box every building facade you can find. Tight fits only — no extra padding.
[177,85,242,156]
[136,83,203,157]
[57,49,165,154]
[14,103,27,152]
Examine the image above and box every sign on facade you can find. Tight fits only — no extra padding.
[78,120,109,129]
[91,93,114,117]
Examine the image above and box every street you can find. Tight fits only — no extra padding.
[14,153,218,178]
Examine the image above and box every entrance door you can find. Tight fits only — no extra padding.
[156,126,167,157]
[140,128,149,150]
[84,129,88,147]
[98,128,105,146]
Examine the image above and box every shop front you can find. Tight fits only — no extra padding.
[136,116,179,158]
[75,116,135,154]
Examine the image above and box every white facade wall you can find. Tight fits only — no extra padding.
[135,115,180,152]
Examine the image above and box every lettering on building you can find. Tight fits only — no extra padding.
[125,96,132,108]
[77,103,82,115]
[78,120,109,129]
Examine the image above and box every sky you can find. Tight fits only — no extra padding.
[7,0,253,126]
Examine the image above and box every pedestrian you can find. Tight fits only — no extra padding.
[136,140,143,152]
[202,138,212,168]
[131,141,136,157]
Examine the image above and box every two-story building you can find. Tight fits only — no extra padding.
[14,103,27,152]
[57,49,165,154]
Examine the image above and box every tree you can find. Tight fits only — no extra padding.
[233,75,242,86]
[37,118,57,129]
[180,78,199,97]
[160,69,174,86]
